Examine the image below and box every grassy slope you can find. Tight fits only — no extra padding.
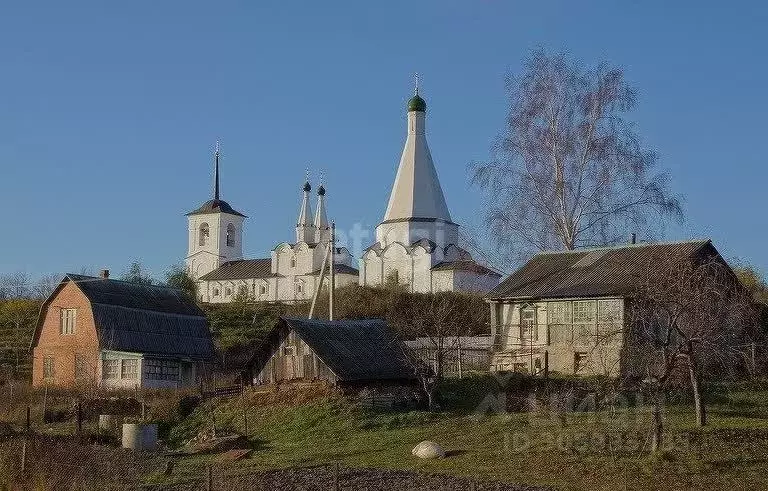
[154,380,768,491]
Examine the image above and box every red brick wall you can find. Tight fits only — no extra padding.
[32,281,100,388]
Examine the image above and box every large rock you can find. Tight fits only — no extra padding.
[412,441,445,459]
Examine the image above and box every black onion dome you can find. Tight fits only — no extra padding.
[303,181,312,192]
[318,185,326,196]
[186,199,247,217]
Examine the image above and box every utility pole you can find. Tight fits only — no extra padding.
[329,222,336,321]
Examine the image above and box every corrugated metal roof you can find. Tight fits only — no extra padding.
[36,275,215,360]
[199,258,276,281]
[486,240,714,300]
[277,317,415,382]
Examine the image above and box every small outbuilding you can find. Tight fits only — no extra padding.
[31,272,215,389]
[249,317,416,388]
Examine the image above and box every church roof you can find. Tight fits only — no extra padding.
[382,90,453,224]
[310,264,360,276]
[431,260,502,277]
[187,199,246,218]
[199,258,276,281]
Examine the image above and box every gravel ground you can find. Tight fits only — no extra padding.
[157,464,553,491]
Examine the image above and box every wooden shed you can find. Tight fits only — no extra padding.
[248,317,416,388]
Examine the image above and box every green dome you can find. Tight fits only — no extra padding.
[407,94,426,112]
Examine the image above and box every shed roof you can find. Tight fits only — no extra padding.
[486,240,714,301]
[255,317,415,382]
[32,275,215,360]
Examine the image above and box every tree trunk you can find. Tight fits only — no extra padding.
[651,395,663,453]
[688,356,706,426]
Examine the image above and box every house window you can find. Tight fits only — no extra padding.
[121,359,138,380]
[574,352,589,374]
[598,299,623,323]
[60,308,77,335]
[572,301,595,323]
[43,356,54,379]
[144,359,179,381]
[520,308,537,343]
[74,354,88,379]
[102,359,119,379]
[226,224,236,247]
[547,302,571,324]
[199,223,210,246]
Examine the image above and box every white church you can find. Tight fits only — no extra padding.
[185,84,500,303]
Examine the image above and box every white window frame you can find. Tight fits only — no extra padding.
[572,300,596,323]
[121,359,139,380]
[60,308,77,335]
[102,359,119,380]
[598,299,623,323]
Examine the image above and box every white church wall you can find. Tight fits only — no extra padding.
[411,248,433,293]
[431,270,455,292]
[382,242,412,286]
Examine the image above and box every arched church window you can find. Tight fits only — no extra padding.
[199,223,210,246]
[226,224,236,247]
[260,284,268,295]
[213,288,220,297]
[290,257,296,268]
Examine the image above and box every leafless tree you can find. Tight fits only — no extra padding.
[31,273,62,300]
[0,272,30,300]
[625,253,757,451]
[471,49,683,263]
[390,292,485,410]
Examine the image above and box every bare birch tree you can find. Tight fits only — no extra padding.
[391,291,486,410]
[626,253,756,450]
[471,49,683,262]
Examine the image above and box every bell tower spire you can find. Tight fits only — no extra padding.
[314,172,329,243]
[214,140,220,200]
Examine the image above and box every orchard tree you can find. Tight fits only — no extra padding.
[471,49,682,262]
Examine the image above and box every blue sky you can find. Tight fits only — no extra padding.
[1,1,766,281]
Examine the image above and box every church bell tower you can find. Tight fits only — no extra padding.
[185,143,247,280]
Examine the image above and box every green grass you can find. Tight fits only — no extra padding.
[149,378,768,490]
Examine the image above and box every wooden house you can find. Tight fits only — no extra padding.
[249,317,416,388]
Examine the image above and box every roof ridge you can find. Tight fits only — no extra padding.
[65,274,186,293]
[532,239,711,256]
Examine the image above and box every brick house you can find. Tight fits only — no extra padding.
[31,272,215,389]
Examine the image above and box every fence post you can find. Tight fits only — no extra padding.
[25,406,30,431]
[20,440,27,474]
[42,386,48,423]
[77,400,82,435]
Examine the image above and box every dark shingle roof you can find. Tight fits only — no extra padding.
[34,275,215,360]
[310,264,360,276]
[186,199,246,217]
[431,260,502,276]
[262,318,415,382]
[199,259,275,281]
[486,240,714,300]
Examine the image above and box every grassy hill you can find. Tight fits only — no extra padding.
[151,376,768,491]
